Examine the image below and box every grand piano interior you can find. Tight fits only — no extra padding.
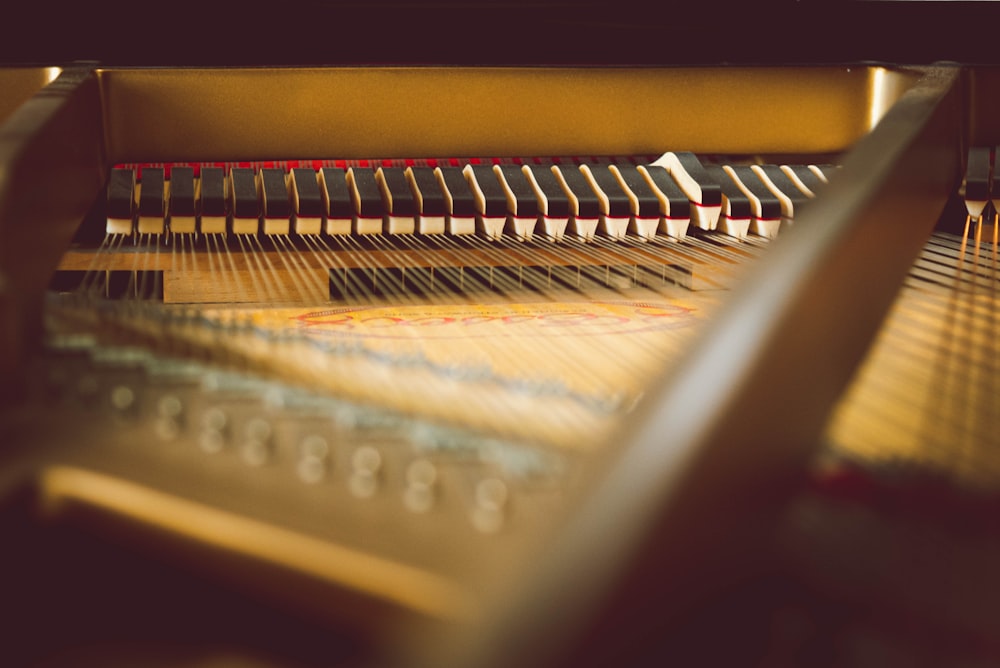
[2,3,1000,667]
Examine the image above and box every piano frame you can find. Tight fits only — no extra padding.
[0,62,979,666]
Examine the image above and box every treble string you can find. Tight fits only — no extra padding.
[56,156,798,449]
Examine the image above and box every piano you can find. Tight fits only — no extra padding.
[1,3,999,667]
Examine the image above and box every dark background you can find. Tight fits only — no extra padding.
[2,2,998,67]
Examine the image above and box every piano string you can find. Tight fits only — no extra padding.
[771,148,1000,657]
[824,145,1000,483]
[48,151,832,449]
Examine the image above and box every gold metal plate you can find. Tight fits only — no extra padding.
[97,66,919,162]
